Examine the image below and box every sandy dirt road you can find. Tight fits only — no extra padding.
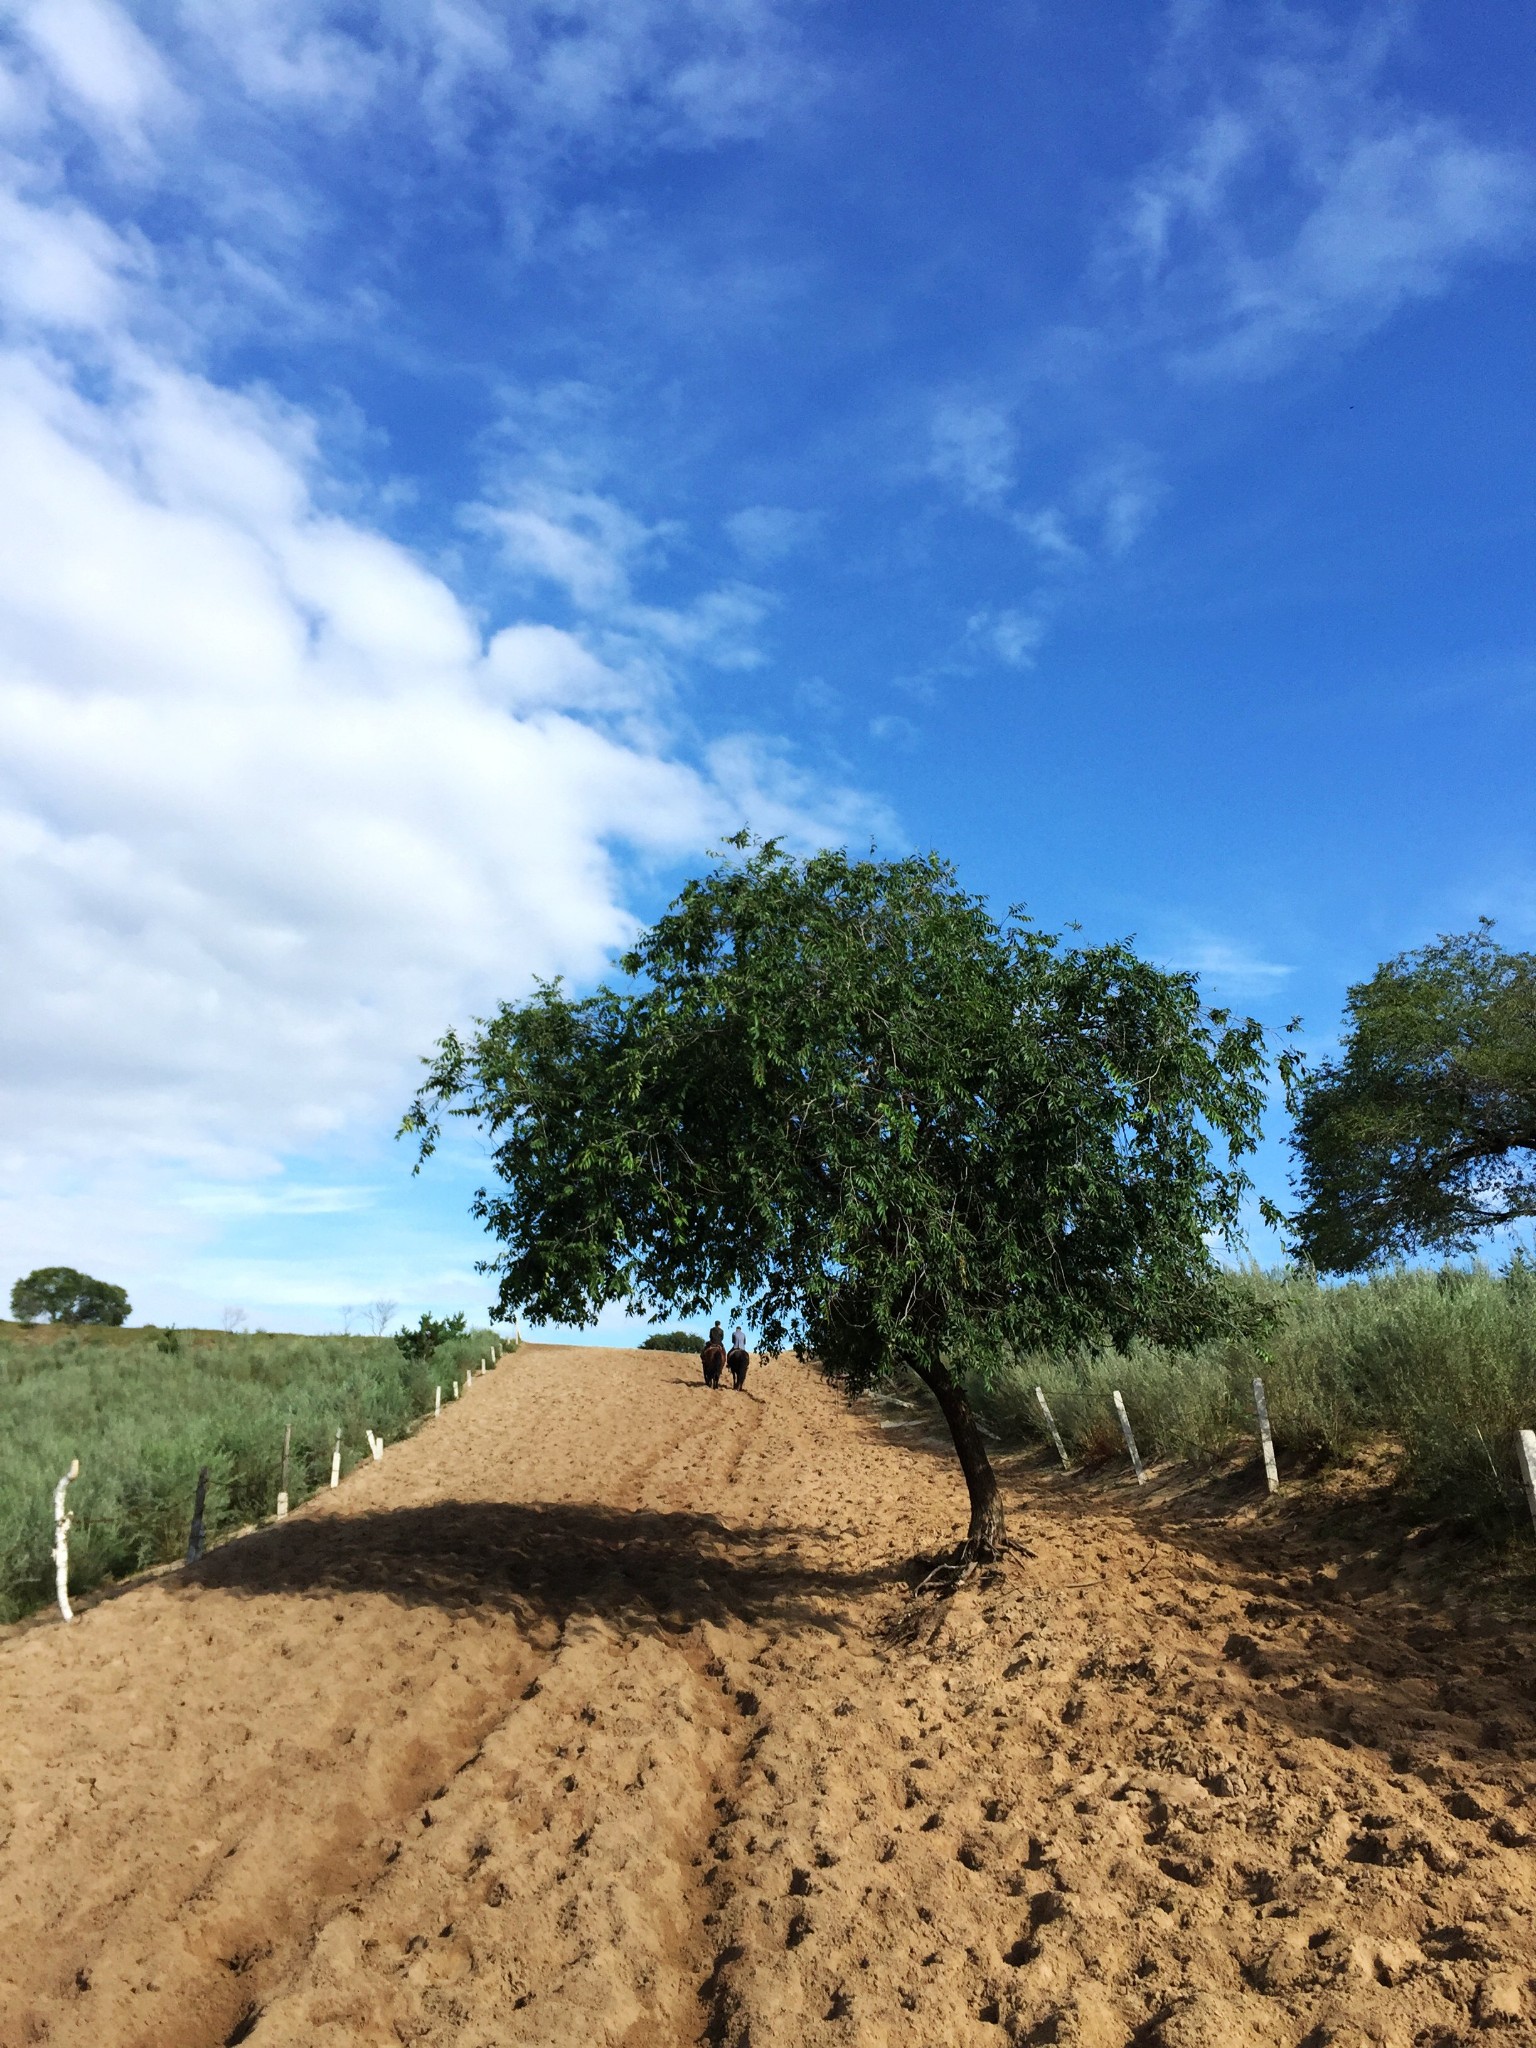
[2,1343,1535,2048]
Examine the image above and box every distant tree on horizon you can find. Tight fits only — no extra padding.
[403,838,1280,1562]
[10,1266,131,1326]
[1290,922,1536,1272]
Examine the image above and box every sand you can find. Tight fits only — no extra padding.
[2,1343,1534,2047]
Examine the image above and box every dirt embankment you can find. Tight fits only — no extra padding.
[2,1345,1534,2047]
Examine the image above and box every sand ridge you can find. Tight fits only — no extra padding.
[1,1343,1534,2046]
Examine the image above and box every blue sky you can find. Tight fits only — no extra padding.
[1,1,1532,1335]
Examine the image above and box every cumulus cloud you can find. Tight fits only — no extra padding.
[0,343,711,1180]
[0,5,869,1317]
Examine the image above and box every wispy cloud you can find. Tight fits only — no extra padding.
[1163,933,1293,998]
[929,397,1016,507]
[10,0,180,158]
[1111,9,1536,378]
[920,4,1534,675]
[475,477,773,681]
[966,607,1046,670]
[725,503,822,565]
[179,1183,377,1218]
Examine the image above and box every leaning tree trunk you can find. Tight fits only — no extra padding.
[913,1361,1005,1560]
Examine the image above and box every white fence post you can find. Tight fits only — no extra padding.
[276,1420,292,1519]
[1034,1386,1071,1470]
[435,1384,442,1416]
[1253,1377,1280,1494]
[1516,1429,1536,1537]
[1112,1391,1146,1485]
[53,1459,80,1623]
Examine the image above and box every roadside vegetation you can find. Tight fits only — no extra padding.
[0,1320,502,1623]
[965,1260,1536,1539]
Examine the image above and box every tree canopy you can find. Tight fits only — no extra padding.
[1290,923,1536,1272]
[10,1266,131,1325]
[404,841,1280,1557]
[394,1311,467,1361]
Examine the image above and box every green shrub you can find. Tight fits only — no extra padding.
[0,1323,499,1622]
[395,1311,468,1361]
[640,1331,707,1352]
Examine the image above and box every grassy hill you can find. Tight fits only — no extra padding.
[0,1320,505,1622]
[970,1263,1536,1538]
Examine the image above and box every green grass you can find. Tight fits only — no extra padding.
[0,1322,507,1623]
[966,1264,1536,1537]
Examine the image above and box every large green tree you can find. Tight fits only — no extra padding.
[404,842,1277,1557]
[1290,923,1536,1272]
[10,1266,131,1325]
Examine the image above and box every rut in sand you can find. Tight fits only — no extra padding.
[2,1343,1535,2047]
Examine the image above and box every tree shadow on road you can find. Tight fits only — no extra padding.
[185,1498,887,1635]
[1006,1450,1536,1783]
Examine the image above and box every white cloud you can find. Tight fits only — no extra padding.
[0,0,858,1324]
[0,237,867,1230]
[179,1183,377,1218]
[1114,20,1536,378]
[11,0,179,155]
[1164,934,1293,997]
[478,476,772,674]
[930,397,1015,506]
[0,182,137,327]
[725,503,822,565]
[107,0,819,183]
[705,731,895,845]
[0,341,712,1181]
[967,607,1045,670]
[868,713,917,747]
[478,483,661,611]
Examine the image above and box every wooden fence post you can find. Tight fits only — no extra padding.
[186,1464,210,1565]
[435,1384,441,1416]
[276,1421,292,1519]
[1034,1386,1071,1470]
[1113,1391,1146,1485]
[330,1428,341,1488]
[1253,1378,1280,1494]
